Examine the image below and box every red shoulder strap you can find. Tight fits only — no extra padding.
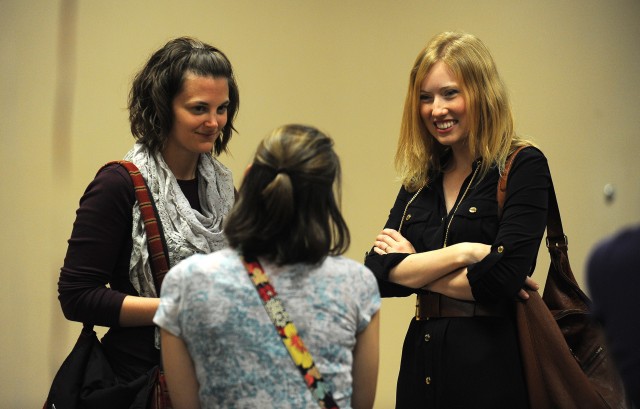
[98,160,170,292]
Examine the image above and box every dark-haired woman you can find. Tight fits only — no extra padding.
[58,37,239,406]
[154,124,381,409]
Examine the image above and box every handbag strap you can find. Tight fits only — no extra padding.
[496,148,587,300]
[98,160,170,292]
[497,146,527,219]
[75,162,171,377]
[240,254,339,409]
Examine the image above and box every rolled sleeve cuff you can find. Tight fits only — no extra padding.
[365,251,415,297]
[467,244,505,302]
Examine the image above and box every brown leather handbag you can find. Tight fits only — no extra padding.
[499,147,629,409]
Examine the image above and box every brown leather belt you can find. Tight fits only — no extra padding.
[415,292,512,320]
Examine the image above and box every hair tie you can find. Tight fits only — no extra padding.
[276,168,289,176]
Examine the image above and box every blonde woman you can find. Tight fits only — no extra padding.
[365,32,547,408]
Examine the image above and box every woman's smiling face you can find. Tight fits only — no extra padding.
[164,73,230,159]
[419,61,469,150]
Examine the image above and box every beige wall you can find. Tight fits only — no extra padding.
[2,0,639,407]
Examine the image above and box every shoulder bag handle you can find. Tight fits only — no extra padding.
[496,147,587,303]
[98,160,170,293]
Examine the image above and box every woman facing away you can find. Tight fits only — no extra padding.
[57,37,239,406]
[364,31,549,408]
[154,124,381,409]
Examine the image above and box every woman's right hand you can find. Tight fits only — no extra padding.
[373,228,416,255]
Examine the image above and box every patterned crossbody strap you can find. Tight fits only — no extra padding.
[241,254,339,409]
[98,160,170,291]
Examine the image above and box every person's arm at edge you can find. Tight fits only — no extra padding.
[161,329,201,409]
[351,311,380,409]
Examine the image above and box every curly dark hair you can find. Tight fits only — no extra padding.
[224,124,350,265]
[128,37,239,154]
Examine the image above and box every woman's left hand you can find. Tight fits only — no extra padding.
[517,276,540,300]
[373,228,416,255]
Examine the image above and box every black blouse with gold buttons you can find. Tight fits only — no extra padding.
[365,147,551,303]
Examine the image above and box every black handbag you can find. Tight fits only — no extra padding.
[44,161,172,409]
[43,324,153,409]
[499,147,630,409]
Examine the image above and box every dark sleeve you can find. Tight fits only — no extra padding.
[364,187,415,298]
[587,226,640,407]
[58,164,136,327]
[467,147,551,302]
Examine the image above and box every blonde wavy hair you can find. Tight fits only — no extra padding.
[395,31,535,191]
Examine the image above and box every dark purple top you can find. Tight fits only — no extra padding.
[58,163,200,381]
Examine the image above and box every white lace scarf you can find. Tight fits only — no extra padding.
[124,143,234,297]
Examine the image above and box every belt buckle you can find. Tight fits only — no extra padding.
[415,293,431,321]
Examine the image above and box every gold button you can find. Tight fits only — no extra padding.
[497,245,504,253]
[469,206,477,213]
[425,376,431,385]
[424,333,431,342]
[406,214,412,221]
